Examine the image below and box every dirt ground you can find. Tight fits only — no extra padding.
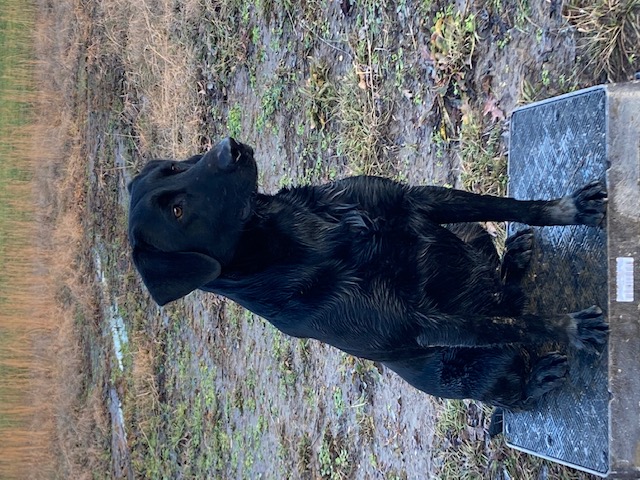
[37,0,638,478]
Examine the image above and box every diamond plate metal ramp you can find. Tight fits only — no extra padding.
[505,82,640,478]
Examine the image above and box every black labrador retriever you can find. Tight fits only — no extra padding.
[128,137,608,411]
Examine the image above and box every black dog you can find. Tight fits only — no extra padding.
[128,137,608,410]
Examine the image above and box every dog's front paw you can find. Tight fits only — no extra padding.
[571,181,607,226]
[567,306,609,352]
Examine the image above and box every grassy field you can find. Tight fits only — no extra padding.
[0,1,49,477]
[1,0,638,478]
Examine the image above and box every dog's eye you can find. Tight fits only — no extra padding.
[170,163,178,172]
[172,205,183,219]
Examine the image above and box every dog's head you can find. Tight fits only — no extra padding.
[128,137,258,305]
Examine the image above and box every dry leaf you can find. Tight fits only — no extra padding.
[482,95,505,122]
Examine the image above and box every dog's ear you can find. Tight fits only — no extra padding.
[132,248,222,306]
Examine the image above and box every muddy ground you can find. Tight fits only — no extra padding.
[45,0,638,478]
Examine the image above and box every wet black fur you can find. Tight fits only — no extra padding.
[128,138,608,411]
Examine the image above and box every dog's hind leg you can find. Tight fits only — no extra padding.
[501,228,534,284]
[383,346,567,410]
[498,228,534,314]
[446,223,500,270]
[487,349,570,436]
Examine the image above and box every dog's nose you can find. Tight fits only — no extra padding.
[202,137,236,171]
[227,137,248,164]
[201,137,252,172]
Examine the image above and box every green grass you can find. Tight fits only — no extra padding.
[226,103,243,138]
[318,429,351,479]
[256,78,288,133]
[459,108,507,196]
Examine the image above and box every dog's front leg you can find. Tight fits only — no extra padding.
[406,181,607,227]
[416,306,608,352]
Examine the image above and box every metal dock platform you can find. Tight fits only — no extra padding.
[505,82,639,478]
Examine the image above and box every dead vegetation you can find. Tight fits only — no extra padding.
[0,1,113,477]
[565,0,640,81]
[99,0,206,160]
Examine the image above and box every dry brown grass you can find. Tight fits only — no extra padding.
[29,0,215,476]
[1,0,213,477]
[32,3,117,476]
[565,0,640,81]
[0,1,115,478]
[100,0,207,160]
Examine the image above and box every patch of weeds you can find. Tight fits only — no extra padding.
[239,2,252,26]
[200,2,251,88]
[332,387,345,417]
[431,122,452,159]
[318,430,352,479]
[336,74,391,176]
[514,0,532,31]
[269,26,283,51]
[352,358,379,390]
[296,130,340,184]
[297,432,312,477]
[245,452,256,473]
[246,367,257,390]
[535,27,544,44]
[390,46,406,91]
[271,328,286,361]
[213,427,232,470]
[224,302,245,343]
[200,362,217,412]
[278,347,297,395]
[297,338,311,366]
[256,68,297,133]
[232,385,245,412]
[428,5,479,144]
[433,400,489,479]
[277,171,295,189]
[336,3,393,176]
[519,70,579,106]
[256,80,283,132]
[304,385,318,409]
[496,30,512,49]
[429,5,478,98]
[357,405,376,442]
[187,396,205,454]
[541,67,551,88]
[520,79,545,104]
[368,452,378,469]
[565,0,640,81]
[435,400,470,439]
[230,428,244,471]
[270,329,296,395]
[458,106,506,196]
[251,25,261,45]
[419,0,434,15]
[226,103,243,138]
[433,400,593,480]
[302,61,338,131]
